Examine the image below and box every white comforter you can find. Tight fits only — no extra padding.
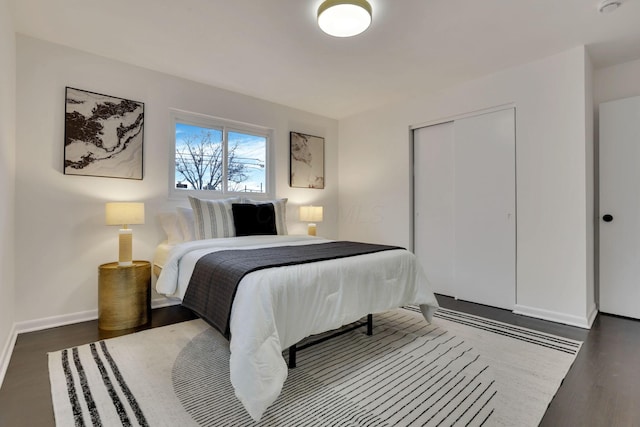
[155,235,439,421]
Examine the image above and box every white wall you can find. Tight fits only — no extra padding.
[15,36,338,326]
[0,0,16,383]
[585,51,595,315]
[338,46,596,327]
[594,57,640,105]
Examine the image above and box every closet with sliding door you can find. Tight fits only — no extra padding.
[413,107,516,310]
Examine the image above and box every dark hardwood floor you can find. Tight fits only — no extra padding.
[0,305,198,427]
[440,297,640,427]
[1,297,639,426]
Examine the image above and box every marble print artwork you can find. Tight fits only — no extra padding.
[64,87,144,179]
[290,131,324,189]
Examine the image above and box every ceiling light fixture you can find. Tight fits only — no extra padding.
[317,0,372,37]
[598,0,622,13]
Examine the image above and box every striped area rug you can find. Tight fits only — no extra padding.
[48,307,580,426]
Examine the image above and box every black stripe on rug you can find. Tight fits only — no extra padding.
[71,347,102,426]
[98,341,149,427]
[435,312,575,354]
[437,367,487,425]
[435,308,580,348]
[61,349,86,427]
[406,306,581,355]
[89,343,131,426]
[469,384,497,426]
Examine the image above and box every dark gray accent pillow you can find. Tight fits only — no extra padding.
[232,203,277,236]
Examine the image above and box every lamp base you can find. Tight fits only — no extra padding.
[118,228,133,266]
[307,223,317,236]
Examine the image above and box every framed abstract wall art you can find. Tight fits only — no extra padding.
[290,131,324,189]
[64,87,144,179]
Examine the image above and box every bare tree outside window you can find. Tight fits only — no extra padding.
[174,122,267,193]
[227,131,266,193]
[175,130,250,190]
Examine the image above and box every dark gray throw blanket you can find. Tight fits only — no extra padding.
[182,241,404,339]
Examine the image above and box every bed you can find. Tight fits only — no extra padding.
[154,199,439,421]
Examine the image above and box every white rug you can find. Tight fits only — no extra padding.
[48,307,581,426]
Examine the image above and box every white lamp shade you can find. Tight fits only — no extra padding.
[300,206,324,223]
[318,0,372,37]
[105,202,145,227]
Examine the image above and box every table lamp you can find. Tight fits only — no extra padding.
[105,202,145,266]
[299,205,323,236]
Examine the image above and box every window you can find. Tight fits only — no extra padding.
[170,110,271,198]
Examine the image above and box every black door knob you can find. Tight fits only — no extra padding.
[603,214,613,222]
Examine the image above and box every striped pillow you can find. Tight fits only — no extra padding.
[242,198,288,235]
[188,196,240,239]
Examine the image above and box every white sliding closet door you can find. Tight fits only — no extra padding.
[414,121,456,297]
[413,108,516,310]
[453,109,515,309]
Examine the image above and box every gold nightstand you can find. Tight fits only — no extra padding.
[98,260,151,330]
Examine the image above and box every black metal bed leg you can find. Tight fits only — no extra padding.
[288,344,297,368]
[288,314,372,369]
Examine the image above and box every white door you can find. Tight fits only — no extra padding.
[414,108,516,310]
[453,109,516,309]
[414,121,456,297]
[599,96,640,318]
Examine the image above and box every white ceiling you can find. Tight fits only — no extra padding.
[10,0,640,119]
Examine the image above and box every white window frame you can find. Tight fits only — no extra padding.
[169,109,273,199]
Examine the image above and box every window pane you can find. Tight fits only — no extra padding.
[175,123,223,190]
[227,131,266,193]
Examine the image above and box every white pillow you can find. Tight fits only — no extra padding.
[176,207,196,242]
[188,196,240,239]
[158,212,184,245]
[242,198,288,235]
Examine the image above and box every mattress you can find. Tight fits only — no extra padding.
[152,241,172,276]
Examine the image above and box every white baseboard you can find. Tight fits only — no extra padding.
[14,297,182,335]
[513,304,596,329]
[0,297,183,389]
[586,303,598,328]
[0,323,18,389]
[15,309,98,335]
